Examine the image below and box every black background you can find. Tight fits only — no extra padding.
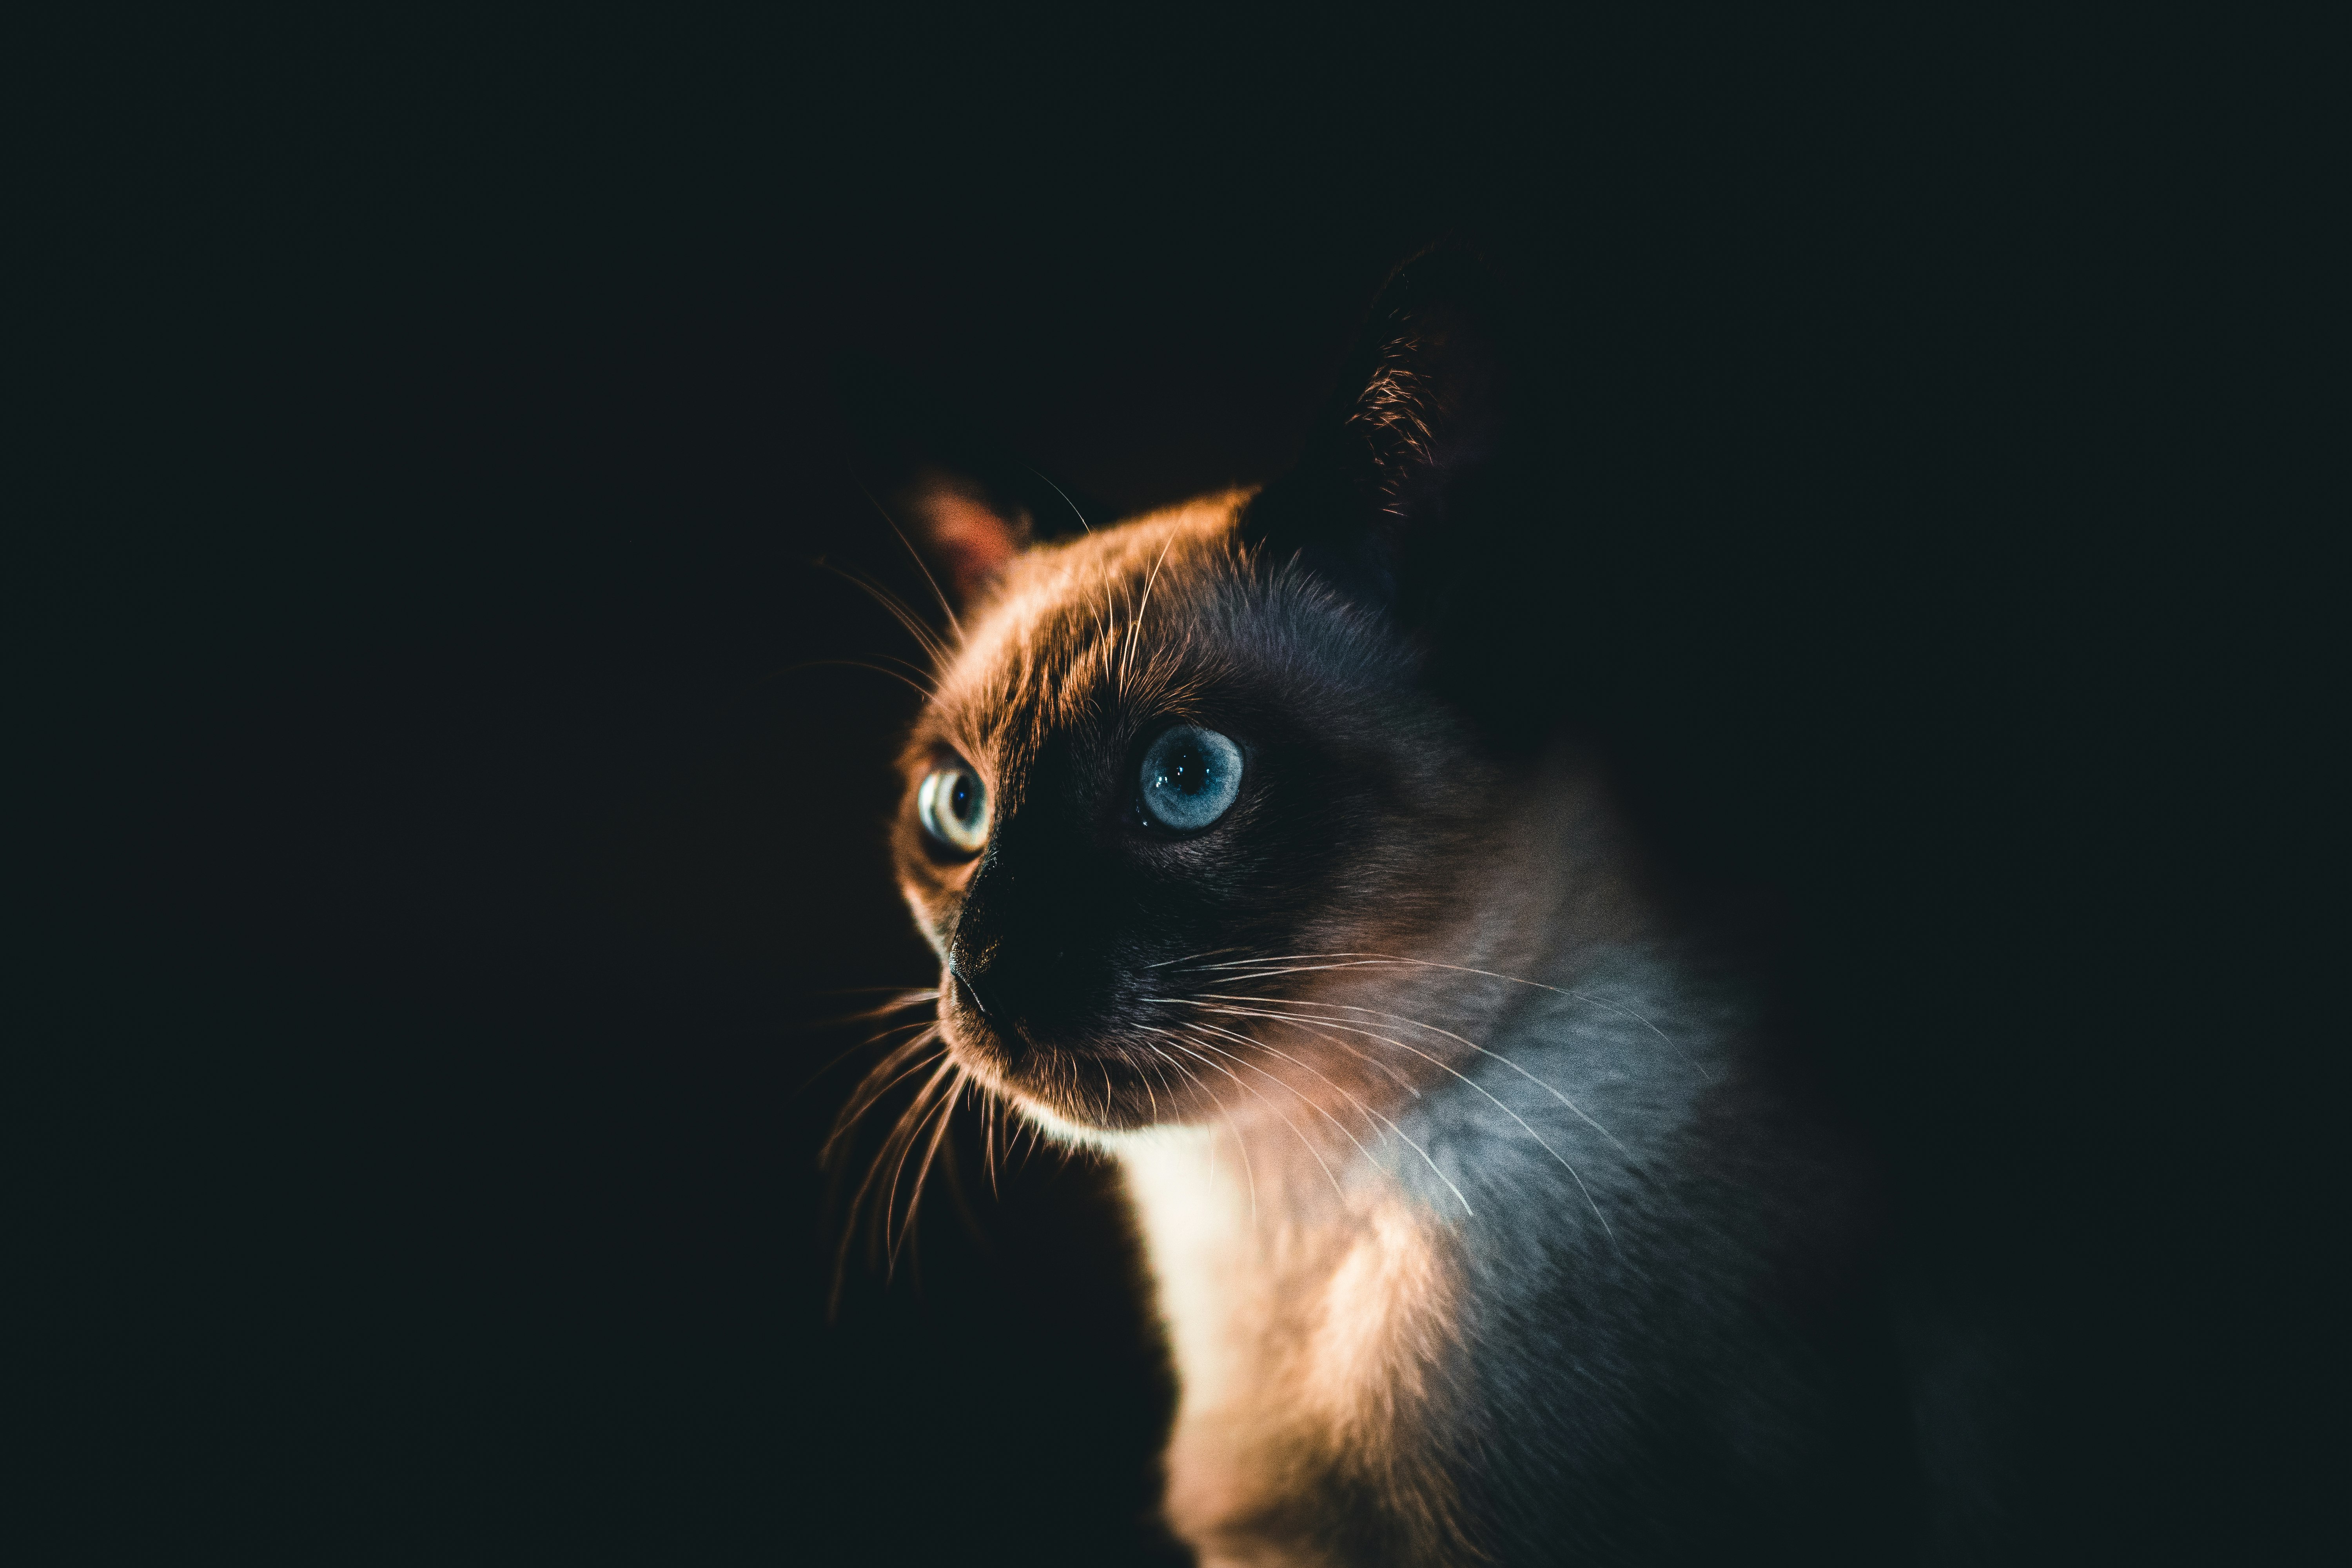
[20,15,2329,1564]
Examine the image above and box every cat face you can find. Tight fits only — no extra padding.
[878,249,1527,1138]
[891,494,1497,1134]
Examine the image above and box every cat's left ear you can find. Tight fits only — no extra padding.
[834,351,1099,607]
[893,466,1034,605]
[1241,245,1515,621]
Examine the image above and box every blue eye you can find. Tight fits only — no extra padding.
[1139,725,1242,831]
[917,762,990,855]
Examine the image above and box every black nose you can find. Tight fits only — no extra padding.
[950,900,1096,1040]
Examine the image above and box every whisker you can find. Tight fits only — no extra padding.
[1228,1112,1257,1229]
[1134,1046,1238,1216]
[821,1032,944,1164]
[1189,951,1710,1080]
[1176,1013,1472,1217]
[829,1044,948,1316]
[1133,1050,1161,1120]
[814,558,952,667]
[815,650,940,697]
[1188,991,1633,1161]
[794,1015,939,1104]
[981,1087,1001,1199]
[771,656,938,703]
[1179,1026,1387,1196]
[1006,1105,1045,1170]
[893,1065,967,1270]
[1147,1044,1214,1123]
[1181,1018,1390,1155]
[881,1056,960,1272]
[1028,466,1093,533]
[1145,945,1255,971]
[1145,1027,1346,1206]
[1118,530,1181,701]
[1138,1035,1251,1223]
[1196,998,1421,1097]
[1166,1000,1613,1243]
[853,476,965,644]
[798,985,942,1017]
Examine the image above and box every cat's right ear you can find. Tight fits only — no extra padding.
[890,466,1034,607]
[1240,245,1516,625]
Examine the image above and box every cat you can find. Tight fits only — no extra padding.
[858,250,1936,1565]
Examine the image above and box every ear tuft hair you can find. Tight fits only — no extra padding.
[1241,246,1513,618]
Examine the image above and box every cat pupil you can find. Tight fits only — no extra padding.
[951,773,975,820]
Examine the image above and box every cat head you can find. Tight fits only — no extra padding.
[886,250,1540,1138]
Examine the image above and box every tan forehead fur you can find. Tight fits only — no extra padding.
[910,487,1394,779]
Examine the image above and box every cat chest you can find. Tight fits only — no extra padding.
[1119,1135,1465,1450]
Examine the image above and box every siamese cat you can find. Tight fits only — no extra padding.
[858,252,1924,1565]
